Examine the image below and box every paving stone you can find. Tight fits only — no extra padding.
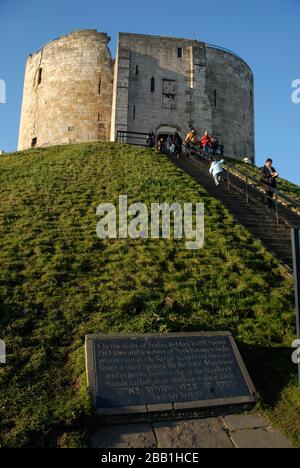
[222,414,269,431]
[90,423,157,448]
[231,428,293,449]
[153,418,234,449]
[147,404,173,412]
[97,405,148,416]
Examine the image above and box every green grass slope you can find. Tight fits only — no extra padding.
[0,142,299,447]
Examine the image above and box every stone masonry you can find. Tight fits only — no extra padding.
[90,414,293,449]
[18,30,114,150]
[18,30,255,161]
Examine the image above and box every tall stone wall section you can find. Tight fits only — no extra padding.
[110,33,255,161]
[18,30,114,151]
[111,34,213,143]
[206,46,255,160]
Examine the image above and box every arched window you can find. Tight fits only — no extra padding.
[151,77,155,93]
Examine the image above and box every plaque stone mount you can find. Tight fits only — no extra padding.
[85,332,257,416]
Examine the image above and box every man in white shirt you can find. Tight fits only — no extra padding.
[209,158,225,186]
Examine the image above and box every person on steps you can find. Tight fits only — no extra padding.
[146,131,156,148]
[201,131,212,160]
[209,158,225,186]
[261,159,279,208]
[173,132,183,158]
[185,129,198,157]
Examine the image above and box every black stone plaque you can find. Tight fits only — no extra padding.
[85,332,257,415]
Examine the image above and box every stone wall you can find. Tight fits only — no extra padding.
[18,30,114,151]
[206,46,255,161]
[110,33,255,161]
[18,30,255,161]
[110,33,212,143]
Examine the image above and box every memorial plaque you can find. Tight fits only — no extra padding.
[85,332,257,415]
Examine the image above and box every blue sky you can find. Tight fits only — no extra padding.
[0,0,299,183]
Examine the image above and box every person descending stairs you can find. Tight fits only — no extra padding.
[170,154,300,271]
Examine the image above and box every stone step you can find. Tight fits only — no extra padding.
[170,156,298,269]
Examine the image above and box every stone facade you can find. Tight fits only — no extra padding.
[18,30,114,150]
[18,30,255,161]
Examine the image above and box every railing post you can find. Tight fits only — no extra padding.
[275,191,279,225]
[227,168,230,189]
[246,176,249,203]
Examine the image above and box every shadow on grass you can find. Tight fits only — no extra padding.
[239,344,297,407]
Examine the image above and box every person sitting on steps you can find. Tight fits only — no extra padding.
[185,129,198,157]
[201,130,212,160]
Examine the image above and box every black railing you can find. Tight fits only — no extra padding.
[186,149,300,229]
[117,131,150,147]
[225,164,300,228]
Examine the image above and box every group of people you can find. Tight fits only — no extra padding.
[147,129,279,208]
[185,129,224,160]
[209,157,279,204]
[147,128,226,187]
[147,128,224,161]
[148,132,183,157]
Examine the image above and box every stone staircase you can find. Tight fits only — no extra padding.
[171,155,300,271]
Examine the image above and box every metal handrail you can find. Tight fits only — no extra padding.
[224,164,300,228]
[186,149,300,228]
[117,130,150,147]
[226,163,300,211]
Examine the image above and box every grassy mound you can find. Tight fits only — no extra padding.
[0,142,299,447]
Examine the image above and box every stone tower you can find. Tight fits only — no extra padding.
[111,33,255,161]
[18,30,114,150]
[18,30,255,161]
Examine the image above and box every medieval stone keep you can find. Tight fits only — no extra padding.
[18,30,255,161]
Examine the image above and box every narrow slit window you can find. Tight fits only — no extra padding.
[214,90,217,107]
[133,105,136,120]
[98,79,101,94]
[177,48,183,58]
[37,68,43,86]
[151,77,155,93]
[136,65,139,75]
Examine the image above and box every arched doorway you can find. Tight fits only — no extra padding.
[156,125,181,141]
[155,125,183,154]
